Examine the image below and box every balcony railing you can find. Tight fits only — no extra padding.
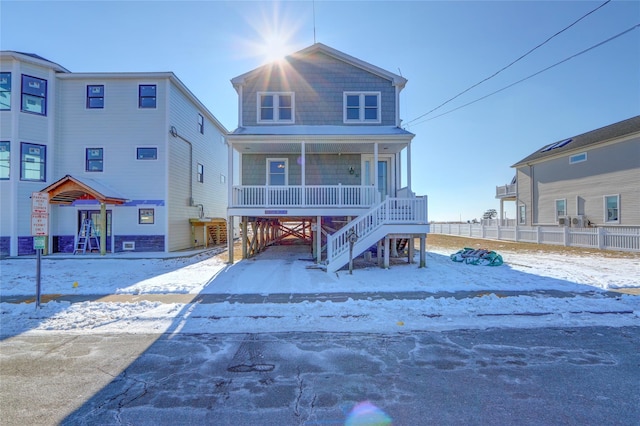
[231,185,379,208]
[495,184,516,198]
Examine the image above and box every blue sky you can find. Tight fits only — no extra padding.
[1,0,638,222]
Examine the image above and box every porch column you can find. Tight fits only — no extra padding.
[301,141,306,207]
[242,216,248,259]
[99,202,107,255]
[407,140,412,192]
[374,143,379,197]
[316,215,322,263]
[419,234,426,268]
[227,215,234,263]
[383,235,390,269]
[227,141,233,207]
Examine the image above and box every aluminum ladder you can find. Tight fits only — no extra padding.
[75,219,100,254]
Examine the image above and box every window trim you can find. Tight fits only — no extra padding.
[257,92,295,124]
[86,147,104,172]
[343,91,381,124]
[198,113,204,134]
[0,141,9,180]
[569,152,587,164]
[518,204,526,225]
[136,147,158,160]
[555,199,566,221]
[21,74,47,116]
[20,142,46,182]
[138,208,155,224]
[197,163,204,183]
[138,84,157,109]
[0,72,11,111]
[86,85,105,109]
[604,194,620,223]
[266,158,288,186]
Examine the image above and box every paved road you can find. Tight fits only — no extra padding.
[2,326,639,425]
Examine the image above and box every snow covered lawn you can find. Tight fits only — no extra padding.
[1,244,638,337]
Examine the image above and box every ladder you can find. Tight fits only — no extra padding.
[75,219,100,254]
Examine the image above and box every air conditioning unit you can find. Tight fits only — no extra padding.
[558,216,570,226]
[572,215,585,228]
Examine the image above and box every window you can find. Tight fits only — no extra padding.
[605,195,619,222]
[20,142,46,181]
[137,147,157,160]
[555,199,566,219]
[86,148,103,172]
[198,113,204,134]
[570,152,587,164]
[139,208,154,224]
[258,92,294,123]
[86,85,104,108]
[139,85,156,108]
[0,141,9,179]
[197,163,204,183]
[344,92,380,123]
[0,72,10,110]
[267,158,287,185]
[519,205,526,225]
[21,75,47,115]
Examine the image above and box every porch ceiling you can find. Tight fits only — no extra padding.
[233,141,406,154]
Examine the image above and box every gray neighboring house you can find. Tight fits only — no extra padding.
[496,115,640,227]
[226,43,429,272]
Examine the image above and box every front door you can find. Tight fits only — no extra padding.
[362,155,392,201]
[78,210,112,251]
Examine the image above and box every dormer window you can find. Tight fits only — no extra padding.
[344,92,380,123]
[257,92,294,123]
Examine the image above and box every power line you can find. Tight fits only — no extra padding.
[406,24,640,128]
[404,0,612,126]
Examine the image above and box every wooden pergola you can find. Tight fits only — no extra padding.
[39,175,128,255]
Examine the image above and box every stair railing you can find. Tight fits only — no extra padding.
[326,196,427,265]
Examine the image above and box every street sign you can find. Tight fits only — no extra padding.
[32,192,49,214]
[31,213,49,236]
[33,236,46,250]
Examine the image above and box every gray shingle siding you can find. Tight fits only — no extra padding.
[241,52,396,126]
[242,153,362,186]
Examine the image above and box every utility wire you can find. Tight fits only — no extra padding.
[404,0,612,126]
[407,23,640,128]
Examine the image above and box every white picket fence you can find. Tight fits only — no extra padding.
[430,223,640,252]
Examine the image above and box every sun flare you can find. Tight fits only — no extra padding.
[259,33,292,63]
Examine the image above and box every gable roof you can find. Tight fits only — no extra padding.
[231,43,407,90]
[512,115,640,167]
[40,175,128,205]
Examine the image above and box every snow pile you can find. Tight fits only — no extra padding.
[0,245,638,337]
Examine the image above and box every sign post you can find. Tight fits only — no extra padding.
[31,192,49,309]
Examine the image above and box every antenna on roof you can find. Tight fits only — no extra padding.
[313,0,317,43]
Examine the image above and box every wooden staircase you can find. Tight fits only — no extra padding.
[325,197,429,273]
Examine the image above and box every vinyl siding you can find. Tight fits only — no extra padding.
[241,153,361,186]
[515,167,532,225]
[530,137,640,225]
[56,77,168,199]
[241,52,396,126]
[167,82,228,251]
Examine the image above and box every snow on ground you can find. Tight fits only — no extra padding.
[0,245,638,337]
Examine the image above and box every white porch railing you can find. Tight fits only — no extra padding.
[326,196,428,269]
[232,185,378,208]
[496,184,516,198]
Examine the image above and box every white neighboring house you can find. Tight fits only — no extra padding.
[0,51,229,256]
